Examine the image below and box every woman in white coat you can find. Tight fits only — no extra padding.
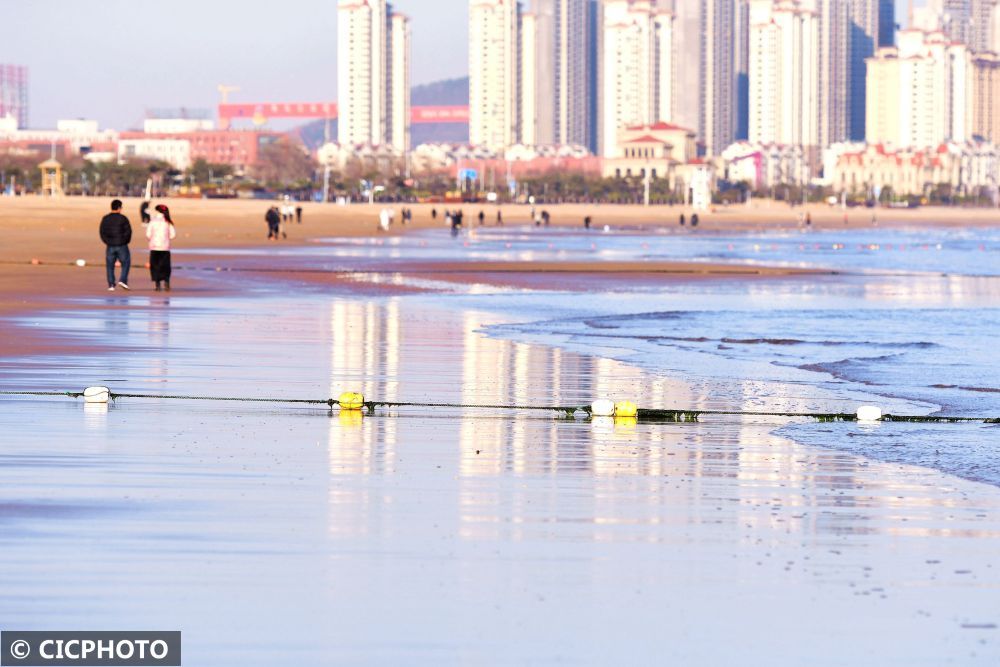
[146,204,177,291]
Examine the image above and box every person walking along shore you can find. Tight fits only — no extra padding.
[100,199,132,291]
[147,204,176,291]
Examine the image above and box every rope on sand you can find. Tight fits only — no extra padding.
[1,389,996,424]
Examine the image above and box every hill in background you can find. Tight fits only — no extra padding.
[295,77,469,150]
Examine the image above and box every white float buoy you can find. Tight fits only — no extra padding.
[856,405,882,422]
[75,259,87,267]
[83,386,111,404]
[591,399,615,417]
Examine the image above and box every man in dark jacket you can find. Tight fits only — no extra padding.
[100,199,132,291]
[265,206,281,240]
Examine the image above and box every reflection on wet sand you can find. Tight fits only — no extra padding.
[3,284,999,663]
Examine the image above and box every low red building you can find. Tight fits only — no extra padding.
[119,130,283,170]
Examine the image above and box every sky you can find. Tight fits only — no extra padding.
[5,0,913,131]
[3,0,467,130]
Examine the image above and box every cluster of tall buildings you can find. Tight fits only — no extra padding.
[461,0,900,161]
[333,0,1000,164]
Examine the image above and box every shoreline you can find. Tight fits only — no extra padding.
[2,292,998,663]
[0,195,995,360]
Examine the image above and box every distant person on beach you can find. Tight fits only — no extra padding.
[584,216,592,230]
[542,210,550,226]
[496,210,503,226]
[147,204,176,292]
[100,199,132,291]
[379,207,391,232]
[478,210,485,226]
[296,206,303,224]
[265,206,280,240]
[140,200,151,225]
[679,214,686,226]
[805,212,812,226]
[691,213,699,227]
[431,208,437,221]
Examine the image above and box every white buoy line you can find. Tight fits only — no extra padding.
[0,388,994,424]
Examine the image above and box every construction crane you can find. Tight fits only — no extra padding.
[217,84,240,129]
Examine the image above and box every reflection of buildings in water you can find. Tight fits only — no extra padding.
[863,275,1000,307]
[326,298,402,538]
[145,302,171,382]
[456,312,710,542]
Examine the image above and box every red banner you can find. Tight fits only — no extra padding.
[218,103,469,124]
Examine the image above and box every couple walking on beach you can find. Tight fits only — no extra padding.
[99,199,176,292]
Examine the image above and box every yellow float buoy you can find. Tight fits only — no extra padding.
[614,401,638,418]
[338,392,365,410]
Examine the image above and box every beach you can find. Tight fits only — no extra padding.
[1,196,999,664]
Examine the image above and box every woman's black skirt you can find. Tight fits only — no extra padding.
[149,250,172,282]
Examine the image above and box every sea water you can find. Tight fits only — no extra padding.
[2,223,1000,664]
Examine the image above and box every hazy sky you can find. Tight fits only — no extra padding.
[4,0,467,130]
[5,0,912,131]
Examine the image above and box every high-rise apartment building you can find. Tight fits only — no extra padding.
[469,0,522,151]
[748,1,819,148]
[700,0,738,156]
[471,0,597,152]
[599,0,674,157]
[388,12,411,153]
[969,0,998,52]
[0,65,28,129]
[933,0,973,45]
[520,10,539,147]
[866,30,968,148]
[337,0,410,152]
[525,0,594,148]
[814,0,888,145]
[968,52,1000,142]
[667,0,744,156]
[921,1,999,52]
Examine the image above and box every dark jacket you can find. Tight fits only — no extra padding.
[265,208,280,225]
[100,212,132,246]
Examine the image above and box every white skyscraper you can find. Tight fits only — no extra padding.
[388,12,411,152]
[866,29,969,148]
[469,0,522,151]
[748,0,819,148]
[337,0,410,152]
[600,0,674,157]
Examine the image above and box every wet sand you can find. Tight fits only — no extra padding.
[1,293,998,664]
[0,195,852,359]
[1,195,998,662]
